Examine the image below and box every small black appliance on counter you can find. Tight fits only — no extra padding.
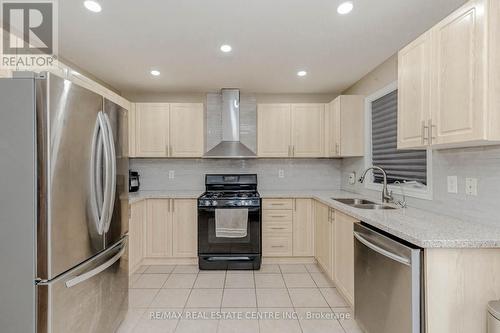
[129,170,140,192]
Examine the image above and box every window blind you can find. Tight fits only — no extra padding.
[371,90,427,185]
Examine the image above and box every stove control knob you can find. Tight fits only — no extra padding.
[204,200,211,206]
[212,200,218,206]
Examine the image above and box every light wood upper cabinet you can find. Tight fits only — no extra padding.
[397,32,431,149]
[135,103,170,157]
[145,199,172,258]
[291,104,325,157]
[398,0,500,149]
[430,0,486,145]
[326,96,364,157]
[292,199,314,257]
[169,103,204,157]
[334,211,356,306]
[257,104,292,157]
[133,102,204,158]
[172,199,198,257]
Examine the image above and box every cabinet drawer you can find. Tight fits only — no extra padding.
[263,199,293,210]
[263,221,293,234]
[263,210,293,221]
[263,234,292,257]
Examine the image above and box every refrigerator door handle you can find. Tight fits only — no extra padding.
[64,243,125,288]
[98,112,113,235]
[90,113,110,235]
[102,112,116,233]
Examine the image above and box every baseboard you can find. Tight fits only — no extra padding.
[141,257,198,265]
[262,257,316,264]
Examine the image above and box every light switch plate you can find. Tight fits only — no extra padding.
[278,169,285,178]
[447,176,458,194]
[465,178,478,196]
[169,170,175,179]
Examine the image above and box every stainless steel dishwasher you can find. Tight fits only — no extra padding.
[354,223,422,333]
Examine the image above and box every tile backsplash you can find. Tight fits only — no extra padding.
[341,145,500,226]
[130,158,342,191]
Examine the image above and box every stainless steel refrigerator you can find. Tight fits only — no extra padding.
[0,72,129,333]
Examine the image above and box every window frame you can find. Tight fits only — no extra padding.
[363,81,433,200]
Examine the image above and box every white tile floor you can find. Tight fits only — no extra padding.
[118,263,363,333]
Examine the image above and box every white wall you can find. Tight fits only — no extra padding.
[341,54,500,226]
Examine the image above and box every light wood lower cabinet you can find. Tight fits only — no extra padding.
[314,201,333,278]
[172,199,198,257]
[145,199,172,257]
[130,198,198,265]
[129,200,146,272]
[425,248,500,333]
[262,198,314,257]
[334,211,357,306]
[293,199,314,257]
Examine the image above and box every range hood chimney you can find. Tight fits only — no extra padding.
[204,89,257,158]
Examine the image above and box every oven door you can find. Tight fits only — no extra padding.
[198,206,261,255]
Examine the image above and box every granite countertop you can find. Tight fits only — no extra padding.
[127,189,500,249]
[127,190,203,203]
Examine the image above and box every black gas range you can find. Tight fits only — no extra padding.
[198,174,261,270]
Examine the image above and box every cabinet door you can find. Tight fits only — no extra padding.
[172,199,198,257]
[291,104,325,157]
[430,0,486,145]
[327,99,341,157]
[334,211,356,306]
[314,201,330,271]
[145,199,172,258]
[293,199,314,256]
[129,201,146,271]
[398,32,431,149]
[135,103,170,157]
[169,103,204,157]
[338,96,364,156]
[257,104,291,157]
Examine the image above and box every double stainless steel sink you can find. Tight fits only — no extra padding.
[332,198,397,210]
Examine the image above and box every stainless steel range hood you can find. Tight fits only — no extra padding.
[204,89,257,158]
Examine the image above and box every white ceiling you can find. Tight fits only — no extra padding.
[59,0,466,95]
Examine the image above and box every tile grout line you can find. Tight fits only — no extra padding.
[279,264,305,333]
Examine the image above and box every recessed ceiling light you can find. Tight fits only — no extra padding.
[337,1,354,15]
[297,70,307,77]
[150,70,161,76]
[84,0,102,13]
[220,44,232,53]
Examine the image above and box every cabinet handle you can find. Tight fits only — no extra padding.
[421,121,429,145]
[167,199,170,212]
[171,199,175,212]
[292,145,295,156]
[271,245,285,248]
[335,143,340,155]
[428,119,436,144]
[270,215,287,218]
[288,145,291,157]
[270,203,285,206]
[270,227,286,230]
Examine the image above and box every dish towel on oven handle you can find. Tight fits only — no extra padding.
[215,208,248,238]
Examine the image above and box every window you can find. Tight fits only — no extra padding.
[365,82,432,200]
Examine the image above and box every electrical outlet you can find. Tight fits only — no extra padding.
[465,178,478,196]
[278,169,285,178]
[348,172,356,185]
[447,176,458,194]
[168,170,175,179]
